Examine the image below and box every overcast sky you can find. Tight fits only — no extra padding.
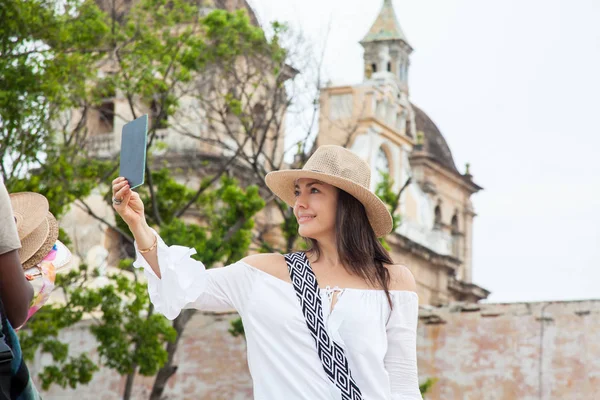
[248,0,600,303]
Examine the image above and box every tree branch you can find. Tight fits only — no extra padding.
[391,177,412,216]
[74,200,134,244]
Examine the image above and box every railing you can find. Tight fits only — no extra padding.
[397,220,454,256]
[86,133,116,158]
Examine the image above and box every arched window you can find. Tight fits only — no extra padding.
[451,213,460,258]
[372,63,378,73]
[451,214,459,234]
[434,205,442,230]
[387,62,392,72]
[375,147,390,173]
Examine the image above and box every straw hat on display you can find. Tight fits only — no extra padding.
[9,192,69,270]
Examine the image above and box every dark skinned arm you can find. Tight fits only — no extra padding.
[0,250,34,328]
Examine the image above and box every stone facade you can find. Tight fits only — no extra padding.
[418,300,600,400]
[316,0,488,305]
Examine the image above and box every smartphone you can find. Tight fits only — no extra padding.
[119,114,148,189]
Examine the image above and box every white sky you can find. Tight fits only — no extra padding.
[248,0,600,303]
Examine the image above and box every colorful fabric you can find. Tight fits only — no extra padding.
[22,240,71,326]
[23,244,58,325]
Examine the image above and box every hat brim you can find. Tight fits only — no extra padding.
[265,169,393,238]
[19,217,49,265]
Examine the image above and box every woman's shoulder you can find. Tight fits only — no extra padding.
[240,253,290,282]
[384,263,417,292]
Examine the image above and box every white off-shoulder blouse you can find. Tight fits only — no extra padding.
[133,231,423,400]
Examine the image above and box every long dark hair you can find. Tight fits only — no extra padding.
[304,189,394,308]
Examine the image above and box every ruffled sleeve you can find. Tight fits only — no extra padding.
[385,292,423,400]
[133,229,256,320]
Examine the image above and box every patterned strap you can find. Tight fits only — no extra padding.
[285,252,363,400]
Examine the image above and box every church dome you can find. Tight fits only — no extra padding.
[411,103,459,174]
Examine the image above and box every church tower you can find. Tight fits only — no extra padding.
[316,0,489,305]
[360,0,413,94]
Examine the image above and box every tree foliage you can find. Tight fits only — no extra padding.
[0,0,108,181]
[3,0,275,398]
[19,263,176,391]
[375,171,403,231]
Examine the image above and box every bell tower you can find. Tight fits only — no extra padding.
[360,0,413,93]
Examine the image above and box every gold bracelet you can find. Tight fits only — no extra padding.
[138,235,158,254]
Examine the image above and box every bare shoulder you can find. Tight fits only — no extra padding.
[240,253,290,282]
[385,264,417,292]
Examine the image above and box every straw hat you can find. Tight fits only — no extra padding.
[265,145,393,237]
[10,192,48,238]
[9,192,60,270]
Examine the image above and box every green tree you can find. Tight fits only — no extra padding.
[2,0,294,397]
[375,171,411,248]
[19,262,176,391]
[420,377,438,397]
[375,171,410,232]
[95,2,292,398]
[0,0,109,182]
[2,0,326,397]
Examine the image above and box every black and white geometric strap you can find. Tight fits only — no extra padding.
[285,252,363,400]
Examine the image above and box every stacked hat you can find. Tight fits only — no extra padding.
[9,192,60,270]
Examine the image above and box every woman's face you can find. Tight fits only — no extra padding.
[293,178,339,240]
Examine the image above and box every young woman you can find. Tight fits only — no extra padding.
[111,145,422,400]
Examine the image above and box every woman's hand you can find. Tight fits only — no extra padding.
[112,177,160,275]
[112,177,145,229]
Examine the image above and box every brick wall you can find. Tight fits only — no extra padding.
[418,300,600,400]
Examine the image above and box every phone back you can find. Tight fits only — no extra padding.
[119,115,148,189]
